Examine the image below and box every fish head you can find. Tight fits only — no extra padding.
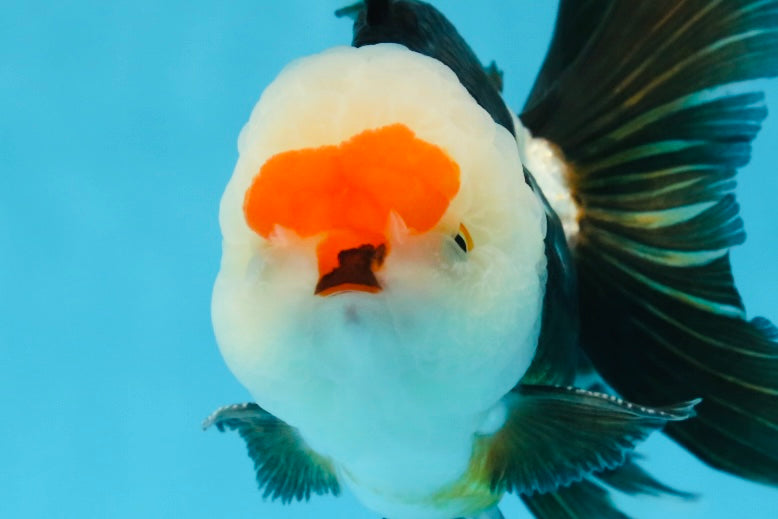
[212,44,547,437]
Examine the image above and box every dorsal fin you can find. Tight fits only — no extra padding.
[365,0,390,25]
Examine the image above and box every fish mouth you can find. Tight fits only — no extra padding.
[315,243,386,296]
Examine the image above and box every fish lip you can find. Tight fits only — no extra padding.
[318,285,382,297]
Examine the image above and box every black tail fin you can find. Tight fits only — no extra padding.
[520,0,778,485]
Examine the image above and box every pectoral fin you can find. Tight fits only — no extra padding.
[479,385,697,495]
[203,403,340,503]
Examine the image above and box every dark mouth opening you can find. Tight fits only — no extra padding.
[315,243,386,296]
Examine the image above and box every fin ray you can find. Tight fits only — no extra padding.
[480,385,695,496]
[595,456,696,499]
[521,0,778,486]
[203,403,340,503]
[521,478,631,519]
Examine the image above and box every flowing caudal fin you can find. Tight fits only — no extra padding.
[520,0,778,485]
[203,403,340,502]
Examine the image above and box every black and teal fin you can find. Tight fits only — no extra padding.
[479,385,696,496]
[343,0,515,134]
[595,455,696,499]
[520,0,778,486]
[520,454,693,519]
[483,61,504,93]
[516,388,695,518]
[203,403,340,503]
[520,457,694,519]
[522,478,630,519]
[335,2,361,21]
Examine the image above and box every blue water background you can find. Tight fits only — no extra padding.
[2,1,777,517]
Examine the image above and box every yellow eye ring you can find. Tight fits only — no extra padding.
[454,223,474,253]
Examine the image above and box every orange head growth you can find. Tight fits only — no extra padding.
[243,123,460,294]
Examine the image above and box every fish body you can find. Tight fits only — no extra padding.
[207,1,778,518]
[213,44,546,518]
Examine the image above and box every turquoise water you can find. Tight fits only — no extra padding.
[2,1,777,517]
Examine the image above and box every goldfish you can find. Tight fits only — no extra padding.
[205,2,778,518]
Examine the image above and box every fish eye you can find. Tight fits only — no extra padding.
[453,223,474,253]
